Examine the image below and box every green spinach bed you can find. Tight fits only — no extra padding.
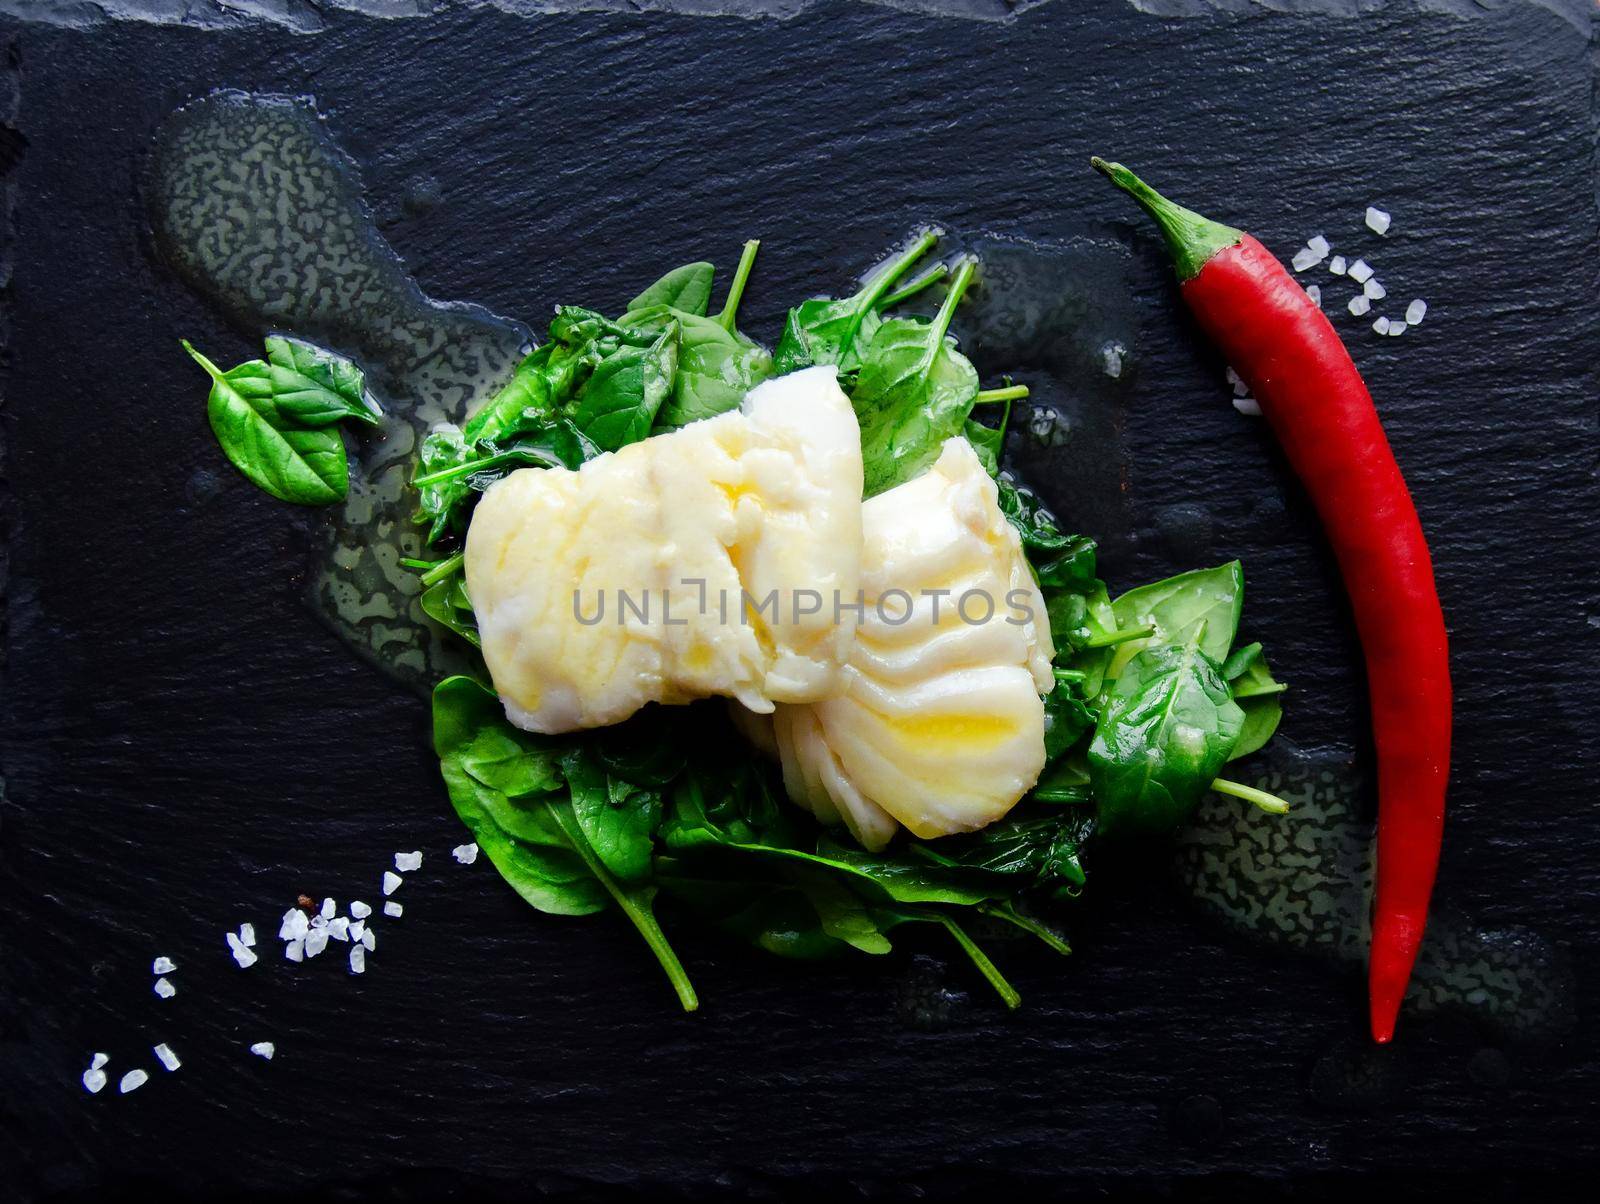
[185,234,1287,1011]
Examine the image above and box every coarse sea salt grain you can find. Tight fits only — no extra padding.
[1365,206,1391,235]
[329,916,351,941]
[1291,247,1320,272]
[1373,316,1391,335]
[226,932,258,968]
[350,945,367,975]
[1364,278,1387,301]
[305,927,330,958]
[151,957,176,975]
[395,851,423,873]
[92,1053,109,1071]
[1407,299,1427,325]
[83,1068,108,1094]
[1349,258,1374,284]
[153,1043,181,1072]
[1328,255,1347,275]
[362,929,377,951]
[383,871,402,896]
[280,908,309,941]
[1307,234,1330,258]
[239,923,256,948]
[383,901,403,919]
[1348,294,1371,317]
[350,919,366,942]
[350,900,372,919]
[119,1069,148,1094]
[154,977,176,999]
[321,898,336,920]
[1306,284,1322,307]
[1388,321,1406,337]
[1232,397,1262,417]
[250,1042,275,1060]
[285,939,305,962]
[452,843,479,866]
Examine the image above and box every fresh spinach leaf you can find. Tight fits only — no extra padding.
[562,748,660,883]
[420,568,481,649]
[854,257,982,496]
[1088,627,1244,839]
[1107,561,1244,677]
[1226,645,1286,761]
[183,339,378,506]
[569,322,679,450]
[628,260,715,317]
[773,228,940,377]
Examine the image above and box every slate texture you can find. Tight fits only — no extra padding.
[1,1,1597,1199]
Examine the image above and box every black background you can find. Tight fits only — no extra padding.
[2,1,1597,1198]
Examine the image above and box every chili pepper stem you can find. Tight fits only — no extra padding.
[1090,158,1243,282]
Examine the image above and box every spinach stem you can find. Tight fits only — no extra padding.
[979,902,1072,956]
[550,804,700,1013]
[878,262,949,309]
[860,227,942,309]
[1052,667,1088,684]
[1084,621,1154,649]
[418,551,464,588]
[1211,777,1291,815]
[180,338,227,385]
[930,256,977,347]
[935,913,1021,1009]
[974,384,1030,404]
[716,239,761,332]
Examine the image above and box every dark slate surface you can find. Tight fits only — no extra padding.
[2,1,1598,1198]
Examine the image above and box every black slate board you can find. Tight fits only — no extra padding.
[2,1,1598,1198]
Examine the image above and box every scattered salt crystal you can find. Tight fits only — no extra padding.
[1388,321,1406,337]
[321,898,336,920]
[1307,234,1330,258]
[383,901,403,919]
[383,872,402,896]
[239,923,256,948]
[1306,284,1322,307]
[1100,341,1124,378]
[329,916,351,941]
[304,927,330,958]
[362,929,376,951]
[119,1069,148,1094]
[153,1043,181,1072]
[91,1053,109,1070]
[452,843,479,865]
[395,851,423,873]
[1348,294,1372,317]
[1232,397,1262,417]
[1373,316,1391,335]
[1363,277,1387,301]
[1291,247,1319,272]
[232,945,258,969]
[350,919,366,941]
[1365,206,1391,235]
[1349,258,1373,284]
[349,900,372,919]
[285,939,305,962]
[82,1068,107,1094]
[249,1042,275,1060]
[280,908,309,941]
[1328,255,1347,275]
[1225,366,1248,397]
[1406,299,1427,325]
[151,957,175,975]
[154,977,176,999]
[350,945,366,975]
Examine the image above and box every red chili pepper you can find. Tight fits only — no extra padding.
[1093,159,1451,1043]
